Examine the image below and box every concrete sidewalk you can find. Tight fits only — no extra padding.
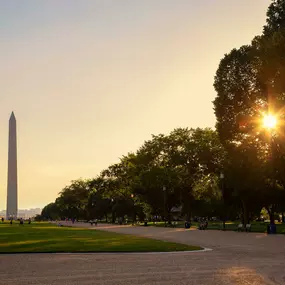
[65,222,285,256]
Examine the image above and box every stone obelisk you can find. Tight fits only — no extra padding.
[6,112,18,219]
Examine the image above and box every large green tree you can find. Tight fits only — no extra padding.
[56,179,90,220]
[41,202,60,220]
[213,0,285,224]
[133,128,224,221]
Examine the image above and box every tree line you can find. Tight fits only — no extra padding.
[40,1,285,225]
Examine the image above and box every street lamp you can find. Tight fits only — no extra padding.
[130,194,135,224]
[163,186,166,227]
[220,172,226,230]
[111,198,115,223]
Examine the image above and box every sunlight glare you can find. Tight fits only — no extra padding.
[263,114,277,129]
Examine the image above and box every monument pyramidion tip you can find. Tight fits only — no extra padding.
[10,111,16,120]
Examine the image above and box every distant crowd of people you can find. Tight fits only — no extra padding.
[1,217,32,225]
[56,217,77,227]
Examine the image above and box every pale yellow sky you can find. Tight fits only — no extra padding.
[0,0,271,209]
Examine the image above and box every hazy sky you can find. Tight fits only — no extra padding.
[0,0,271,209]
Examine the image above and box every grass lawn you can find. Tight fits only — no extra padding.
[0,222,201,253]
[142,221,285,234]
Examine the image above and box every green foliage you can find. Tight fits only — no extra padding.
[264,0,285,35]
[87,188,111,220]
[41,202,60,220]
[193,174,221,203]
[56,179,90,219]
[34,214,44,221]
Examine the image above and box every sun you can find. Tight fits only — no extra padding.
[263,114,277,129]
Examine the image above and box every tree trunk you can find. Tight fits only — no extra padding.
[242,200,249,225]
[270,212,275,224]
[266,207,275,225]
[105,214,108,223]
[222,204,227,230]
[282,212,284,223]
[186,211,191,222]
[167,209,171,224]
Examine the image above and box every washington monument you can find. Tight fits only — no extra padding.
[6,112,18,219]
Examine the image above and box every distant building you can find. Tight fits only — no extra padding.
[0,208,41,219]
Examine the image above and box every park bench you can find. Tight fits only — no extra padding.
[245,224,251,232]
[90,220,98,226]
[237,223,251,232]
[237,223,244,231]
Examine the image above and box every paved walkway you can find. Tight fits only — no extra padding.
[0,222,285,285]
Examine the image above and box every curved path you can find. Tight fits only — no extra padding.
[0,222,284,285]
